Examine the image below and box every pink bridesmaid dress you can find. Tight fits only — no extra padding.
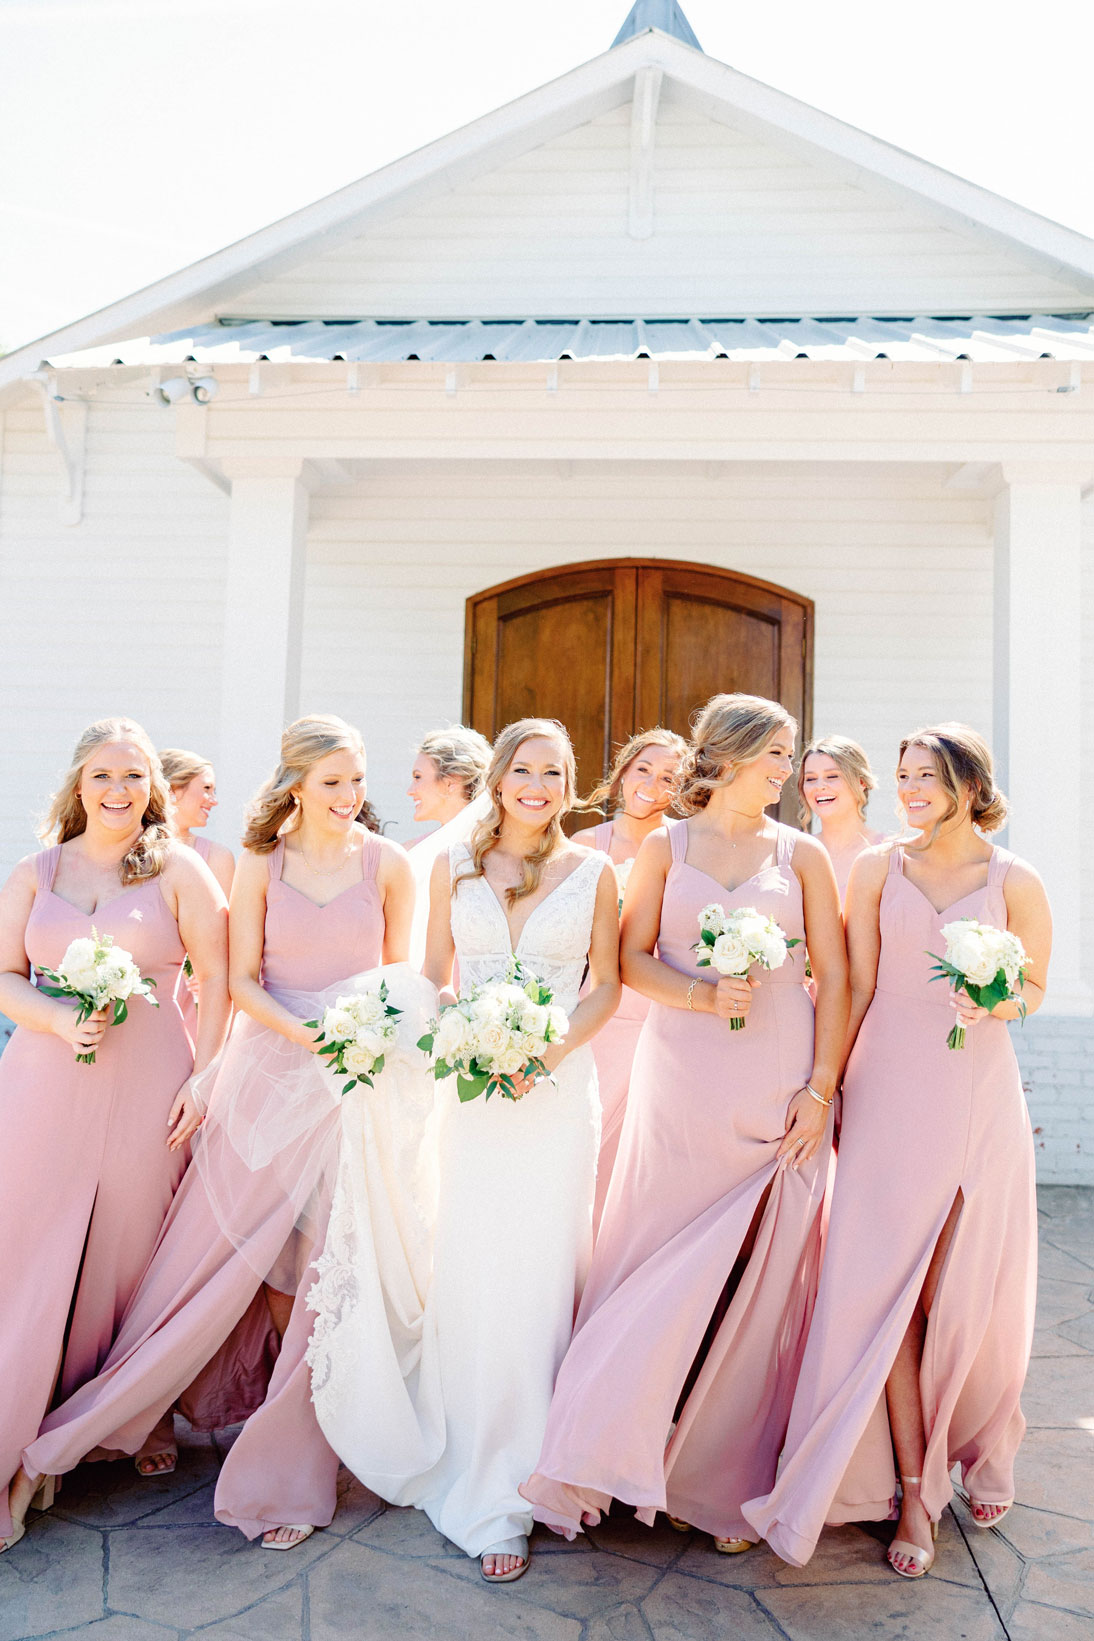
[522,818,832,1544]
[0,847,192,1538]
[744,845,1037,1565]
[25,833,386,1540]
[174,834,212,1049]
[588,821,649,1234]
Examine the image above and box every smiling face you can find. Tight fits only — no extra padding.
[294,748,367,833]
[172,766,216,832]
[78,741,152,838]
[619,744,683,820]
[497,736,568,831]
[407,753,458,824]
[801,753,861,826]
[723,728,795,812]
[897,742,962,834]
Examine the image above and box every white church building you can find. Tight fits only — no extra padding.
[2,2,1092,1180]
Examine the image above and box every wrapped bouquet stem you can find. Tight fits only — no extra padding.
[418,958,569,1102]
[38,928,158,1064]
[692,904,800,1031]
[929,918,1028,1050]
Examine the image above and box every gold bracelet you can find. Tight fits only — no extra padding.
[804,1081,834,1107]
[686,979,699,1011]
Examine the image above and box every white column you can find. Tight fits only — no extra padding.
[994,462,1092,1014]
[218,459,309,842]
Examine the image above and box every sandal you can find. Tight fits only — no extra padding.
[713,1536,756,1554]
[480,1535,529,1583]
[887,1476,938,1579]
[1,1473,57,1554]
[968,1497,1013,1529]
[665,1515,691,1532]
[135,1452,177,1477]
[261,1525,315,1551]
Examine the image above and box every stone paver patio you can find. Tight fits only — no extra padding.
[2,1185,1091,1641]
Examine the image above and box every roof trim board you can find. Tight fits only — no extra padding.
[3,26,1094,391]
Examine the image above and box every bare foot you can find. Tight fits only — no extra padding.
[481,1551,526,1579]
[261,1525,314,1549]
[135,1451,177,1476]
[890,1484,934,1576]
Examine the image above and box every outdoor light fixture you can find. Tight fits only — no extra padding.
[155,376,192,404]
[150,374,219,405]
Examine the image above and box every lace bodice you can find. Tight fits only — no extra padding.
[448,844,607,1015]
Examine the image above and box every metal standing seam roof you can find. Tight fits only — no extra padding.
[126,314,1094,366]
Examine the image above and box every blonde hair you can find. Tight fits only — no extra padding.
[40,717,173,884]
[242,715,368,853]
[899,723,1008,843]
[416,725,491,803]
[677,694,798,815]
[455,718,577,907]
[797,736,876,826]
[160,748,212,791]
[583,727,687,816]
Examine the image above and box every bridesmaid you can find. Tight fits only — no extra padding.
[411,718,620,1582]
[407,726,491,835]
[745,724,1049,1577]
[573,728,686,1231]
[0,718,229,1546]
[522,693,849,1553]
[7,716,413,1552]
[797,736,884,904]
[161,748,234,1042]
[161,748,235,897]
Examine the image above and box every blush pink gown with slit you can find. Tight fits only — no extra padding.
[0,846,193,1537]
[744,844,1037,1565]
[26,833,386,1540]
[588,821,649,1234]
[522,819,832,1544]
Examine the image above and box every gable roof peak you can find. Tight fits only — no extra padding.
[612,2,702,52]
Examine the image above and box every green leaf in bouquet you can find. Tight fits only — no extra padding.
[700,928,716,947]
[370,1052,385,1080]
[785,937,802,950]
[456,1069,493,1103]
[113,999,128,1026]
[417,1031,436,1054]
[342,1077,358,1095]
[304,1018,320,1030]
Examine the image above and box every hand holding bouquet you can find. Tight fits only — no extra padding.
[38,929,158,1064]
[418,959,569,1102]
[929,918,1028,1049]
[692,904,800,1030]
[306,981,402,1095]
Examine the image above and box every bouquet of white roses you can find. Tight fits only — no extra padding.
[306,981,402,1095]
[38,929,158,1064]
[418,958,569,1103]
[692,903,801,1031]
[929,918,1028,1050]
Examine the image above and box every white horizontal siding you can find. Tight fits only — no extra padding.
[230,100,1094,321]
[298,460,994,848]
[0,398,229,875]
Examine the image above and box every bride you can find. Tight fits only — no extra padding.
[310,717,620,1583]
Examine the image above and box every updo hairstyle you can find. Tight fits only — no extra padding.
[416,726,492,804]
[900,723,1008,841]
[677,694,797,815]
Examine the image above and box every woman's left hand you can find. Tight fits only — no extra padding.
[167,1081,204,1151]
[777,1088,829,1170]
[951,990,991,1028]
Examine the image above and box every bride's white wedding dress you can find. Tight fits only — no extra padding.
[310,842,607,1559]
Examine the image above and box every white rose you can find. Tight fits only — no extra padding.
[58,937,101,993]
[469,991,506,1024]
[943,921,996,987]
[518,1001,550,1040]
[350,991,386,1027]
[100,960,138,1000]
[753,924,789,970]
[435,1009,472,1061]
[710,930,751,976]
[495,1045,527,1076]
[476,1021,512,1064]
[343,1043,379,1075]
[322,1007,357,1042]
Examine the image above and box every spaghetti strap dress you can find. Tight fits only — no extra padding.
[523,819,831,1544]
[26,833,389,1538]
[744,845,1038,1565]
[1,846,192,1538]
[587,820,649,1234]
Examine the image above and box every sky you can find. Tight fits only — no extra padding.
[2,0,1093,352]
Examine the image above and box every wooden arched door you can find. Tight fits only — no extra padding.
[464,559,813,824]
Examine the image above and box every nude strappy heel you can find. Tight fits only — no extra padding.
[967,1496,1013,1529]
[887,1476,938,1579]
[1,1473,58,1553]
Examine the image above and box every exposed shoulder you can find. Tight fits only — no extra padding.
[569,824,605,845]
[2,853,41,899]
[204,838,235,870]
[636,825,674,867]
[375,832,409,864]
[784,829,826,869]
[999,853,1047,898]
[234,845,273,887]
[849,841,894,890]
[161,838,206,886]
